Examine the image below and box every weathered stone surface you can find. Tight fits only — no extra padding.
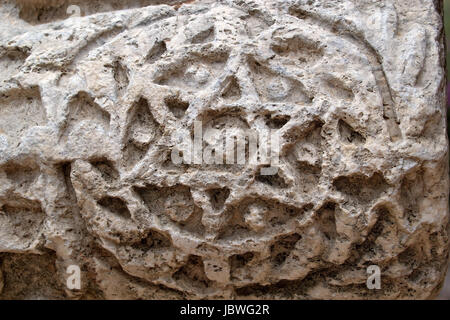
[0,0,448,299]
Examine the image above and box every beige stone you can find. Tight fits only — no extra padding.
[0,0,448,299]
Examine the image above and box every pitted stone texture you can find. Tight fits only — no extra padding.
[0,0,448,300]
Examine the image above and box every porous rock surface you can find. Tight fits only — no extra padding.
[0,0,448,299]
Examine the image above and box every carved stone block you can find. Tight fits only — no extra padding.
[0,0,448,299]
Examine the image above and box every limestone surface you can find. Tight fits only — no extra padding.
[0,0,448,299]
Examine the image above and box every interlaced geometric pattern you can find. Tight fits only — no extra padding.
[0,0,448,299]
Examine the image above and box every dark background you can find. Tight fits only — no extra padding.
[438,0,450,300]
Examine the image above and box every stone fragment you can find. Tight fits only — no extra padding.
[0,0,448,299]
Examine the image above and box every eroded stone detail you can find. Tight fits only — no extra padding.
[0,0,448,299]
